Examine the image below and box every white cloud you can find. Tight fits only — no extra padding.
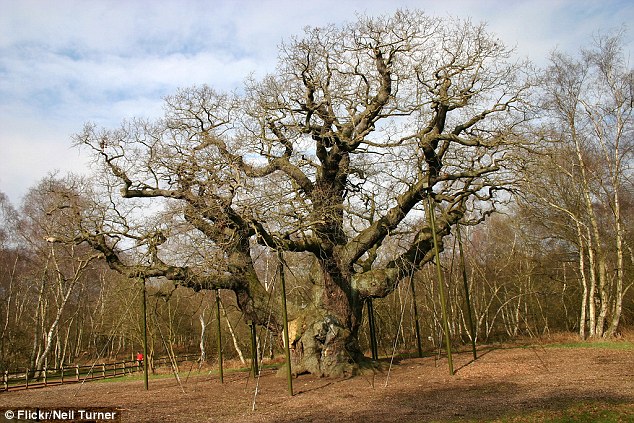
[0,113,89,203]
[0,0,632,206]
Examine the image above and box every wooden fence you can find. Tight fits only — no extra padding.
[1,354,199,392]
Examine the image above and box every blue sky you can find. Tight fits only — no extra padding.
[1,0,632,206]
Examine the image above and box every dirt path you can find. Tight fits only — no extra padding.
[1,345,633,422]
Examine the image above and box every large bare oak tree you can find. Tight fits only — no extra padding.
[66,11,533,376]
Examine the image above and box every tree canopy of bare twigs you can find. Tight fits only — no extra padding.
[55,11,535,376]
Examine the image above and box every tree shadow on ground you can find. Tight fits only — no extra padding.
[265,381,632,423]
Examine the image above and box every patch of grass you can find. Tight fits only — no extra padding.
[92,372,176,384]
[91,362,281,384]
[443,402,634,423]
[501,402,634,423]
[545,341,634,351]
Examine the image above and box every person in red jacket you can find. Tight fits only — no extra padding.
[136,352,144,367]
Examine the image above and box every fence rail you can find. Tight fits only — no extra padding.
[1,354,199,392]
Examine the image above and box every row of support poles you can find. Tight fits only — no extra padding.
[138,236,467,393]
[215,289,224,383]
[457,225,478,361]
[366,298,379,361]
[278,251,294,396]
[427,194,454,376]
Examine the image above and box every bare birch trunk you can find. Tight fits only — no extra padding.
[219,300,246,365]
[198,312,208,362]
[34,249,83,374]
[575,221,589,339]
[605,203,624,337]
[33,246,98,376]
[30,257,50,370]
[1,255,18,365]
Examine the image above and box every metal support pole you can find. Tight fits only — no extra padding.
[249,321,258,378]
[410,276,424,358]
[427,195,454,376]
[457,224,477,360]
[215,289,224,383]
[278,250,294,396]
[366,298,379,360]
[141,277,149,390]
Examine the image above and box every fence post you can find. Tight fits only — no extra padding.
[25,369,29,389]
[3,370,8,391]
[101,364,106,379]
[43,367,47,386]
[75,365,80,382]
[61,366,64,384]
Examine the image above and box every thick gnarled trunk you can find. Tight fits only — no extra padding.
[283,258,365,377]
